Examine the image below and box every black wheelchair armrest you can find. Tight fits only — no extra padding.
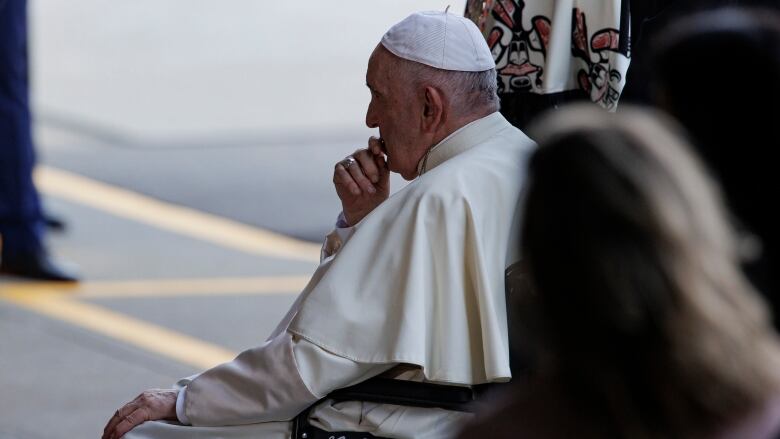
[291,377,505,439]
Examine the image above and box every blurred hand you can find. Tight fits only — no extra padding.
[333,137,390,226]
[102,389,178,439]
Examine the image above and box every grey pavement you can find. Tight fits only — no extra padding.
[35,123,409,243]
[42,197,317,280]
[0,193,311,438]
[0,303,196,439]
[1,1,466,438]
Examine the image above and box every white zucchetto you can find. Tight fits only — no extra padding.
[380,10,495,72]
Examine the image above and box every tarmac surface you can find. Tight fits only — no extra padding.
[0,1,463,438]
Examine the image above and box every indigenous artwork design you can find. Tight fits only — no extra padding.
[465,0,631,110]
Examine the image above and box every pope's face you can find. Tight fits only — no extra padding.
[365,45,429,180]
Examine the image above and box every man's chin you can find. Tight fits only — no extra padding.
[386,159,416,180]
[399,170,417,181]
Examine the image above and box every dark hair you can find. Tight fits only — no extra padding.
[650,8,780,313]
[651,7,780,187]
[520,105,780,438]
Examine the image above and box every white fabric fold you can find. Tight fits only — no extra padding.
[127,112,533,438]
[183,332,317,426]
[179,331,394,426]
[174,387,190,426]
[288,112,534,384]
[293,334,395,398]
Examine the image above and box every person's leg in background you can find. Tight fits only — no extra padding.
[0,0,77,281]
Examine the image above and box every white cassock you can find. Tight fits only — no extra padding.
[126,112,535,439]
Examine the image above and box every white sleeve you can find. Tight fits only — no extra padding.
[175,374,200,424]
[178,331,393,426]
[175,387,191,425]
[293,334,395,398]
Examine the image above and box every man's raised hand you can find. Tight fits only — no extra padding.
[333,137,390,226]
[102,389,178,439]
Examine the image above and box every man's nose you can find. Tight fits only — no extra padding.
[365,103,379,128]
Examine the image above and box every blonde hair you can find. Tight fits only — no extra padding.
[521,104,780,437]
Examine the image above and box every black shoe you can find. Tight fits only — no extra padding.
[0,251,79,282]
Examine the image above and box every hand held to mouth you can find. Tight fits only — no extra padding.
[333,136,390,226]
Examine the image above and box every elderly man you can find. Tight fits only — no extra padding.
[104,10,535,439]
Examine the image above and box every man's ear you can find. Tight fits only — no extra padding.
[421,85,446,134]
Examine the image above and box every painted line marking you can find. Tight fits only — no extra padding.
[0,275,309,299]
[35,166,322,263]
[1,289,237,369]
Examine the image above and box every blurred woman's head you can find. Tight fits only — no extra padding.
[520,104,780,436]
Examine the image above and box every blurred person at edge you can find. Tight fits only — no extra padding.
[621,0,779,105]
[103,10,535,439]
[458,105,780,439]
[0,0,77,281]
[648,7,780,330]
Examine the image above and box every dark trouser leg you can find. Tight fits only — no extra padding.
[0,0,45,261]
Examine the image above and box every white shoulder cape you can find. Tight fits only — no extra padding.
[286,113,534,385]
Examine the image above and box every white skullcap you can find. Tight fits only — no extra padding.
[380,10,495,72]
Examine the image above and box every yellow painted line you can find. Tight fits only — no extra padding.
[1,290,237,369]
[0,275,309,299]
[34,166,321,263]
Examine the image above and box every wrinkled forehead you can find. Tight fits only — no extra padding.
[366,45,399,87]
[367,45,393,75]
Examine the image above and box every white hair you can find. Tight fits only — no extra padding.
[398,58,500,114]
